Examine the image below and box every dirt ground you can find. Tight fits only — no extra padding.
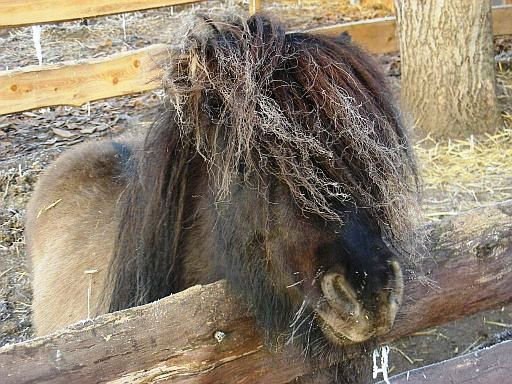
[1,0,512,379]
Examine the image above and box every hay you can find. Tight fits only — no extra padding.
[416,125,512,221]
[411,63,512,222]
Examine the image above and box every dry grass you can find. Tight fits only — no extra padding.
[417,123,512,222]
[261,0,393,28]
[415,66,512,222]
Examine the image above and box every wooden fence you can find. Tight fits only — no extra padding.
[0,0,203,27]
[384,340,512,384]
[1,4,511,115]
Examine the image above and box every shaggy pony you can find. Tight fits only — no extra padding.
[26,13,422,384]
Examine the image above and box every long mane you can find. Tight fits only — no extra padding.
[107,13,421,312]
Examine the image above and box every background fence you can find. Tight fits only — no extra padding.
[1,1,511,115]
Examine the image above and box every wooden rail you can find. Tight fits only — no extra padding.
[492,4,512,36]
[1,200,512,383]
[309,5,512,54]
[361,0,394,11]
[309,16,397,54]
[0,6,511,115]
[0,0,204,28]
[0,45,167,115]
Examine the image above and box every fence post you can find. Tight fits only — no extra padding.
[249,0,262,15]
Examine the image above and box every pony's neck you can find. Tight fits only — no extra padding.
[179,193,220,288]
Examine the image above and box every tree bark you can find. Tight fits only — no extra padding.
[394,0,500,138]
[1,200,512,383]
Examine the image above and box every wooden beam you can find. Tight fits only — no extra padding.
[492,5,512,36]
[0,44,167,115]
[380,199,512,341]
[307,5,512,54]
[0,0,203,28]
[379,341,512,383]
[308,16,397,54]
[361,0,394,12]
[249,0,262,15]
[1,200,512,384]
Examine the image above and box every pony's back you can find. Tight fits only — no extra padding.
[26,140,134,334]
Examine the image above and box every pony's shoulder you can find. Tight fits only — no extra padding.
[26,137,140,236]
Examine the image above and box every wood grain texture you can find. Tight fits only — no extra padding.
[382,199,512,341]
[492,5,512,36]
[307,5,511,54]
[0,44,167,115]
[249,0,262,15]
[0,0,203,28]
[0,282,312,384]
[378,341,512,383]
[361,0,394,12]
[395,0,500,137]
[308,16,397,54]
[1,200,512,383]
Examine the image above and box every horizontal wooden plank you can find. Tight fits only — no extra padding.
[1,200,512,383]
[307,16,398,54]
[307,5,512,54]
[0,44,167,115]
[0,0,204,28]
[361,0,394,12]
[381,341,512,384]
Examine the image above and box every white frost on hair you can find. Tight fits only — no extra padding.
[164,13,426,263]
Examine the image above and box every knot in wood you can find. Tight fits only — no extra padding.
[214,330,226,343]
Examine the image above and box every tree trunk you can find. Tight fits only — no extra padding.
[394,0,500,138]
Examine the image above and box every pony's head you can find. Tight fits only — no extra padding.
[109,13,422,360]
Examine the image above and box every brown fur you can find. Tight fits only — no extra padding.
[26,141,130,334]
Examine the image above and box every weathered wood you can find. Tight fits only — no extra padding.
[382,199,512,340]
[0,282,311,384]
[492,5,512,36]
[361,0,394,11]
[0,0,203,28]
[1,200,512,383]
[307,5,512,54]
[0,44,167,115]
[307,16,397,54]
[249,0,262,15]
[378,340,512,383]
[395,0,500,137]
